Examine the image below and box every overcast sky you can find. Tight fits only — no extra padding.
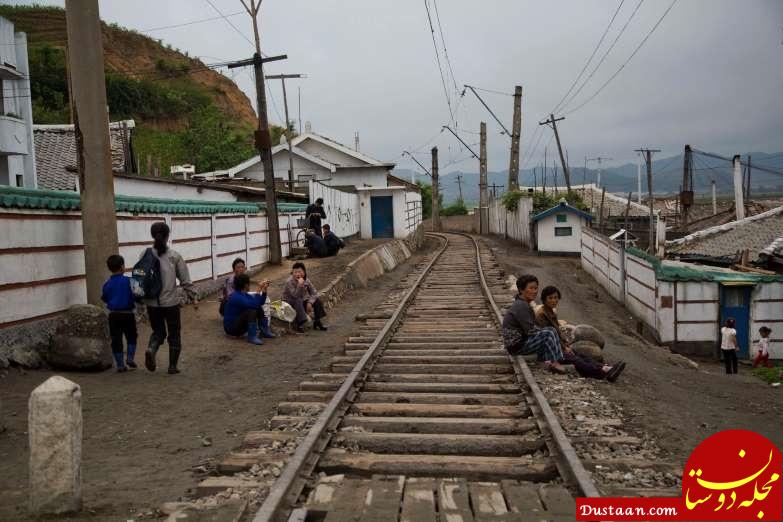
[10,0,783,174]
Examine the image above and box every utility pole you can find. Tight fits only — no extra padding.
[746,154,752,200]
[712,179,717,215]
[508,85,522,191]
[732,154,745,220]
[587,156,612,188]
[488,183,504,199]
[65,0,119,305]
[681,145,693,226]
[539,114,572,193]
[431,147,441,232]
[230,0,286,264]
[479,122,488,234]
[266,73,305,192]
[636,148,660,254]
[297,86,302,134]
[455,174,464,203]
[637,153,643,204]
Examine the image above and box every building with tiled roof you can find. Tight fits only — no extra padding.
[33,121,135,191]
[666,205,783,266]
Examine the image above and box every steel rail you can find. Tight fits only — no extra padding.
[466,232,601,498]
[253,234,451,522]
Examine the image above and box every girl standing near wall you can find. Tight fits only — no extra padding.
[720,318,739,375]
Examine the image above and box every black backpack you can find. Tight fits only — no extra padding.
[132,248,163,301]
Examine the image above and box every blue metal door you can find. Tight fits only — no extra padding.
[720,285,752,358]
[371,196,394,238]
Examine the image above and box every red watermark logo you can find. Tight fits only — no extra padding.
[576,430,782,520]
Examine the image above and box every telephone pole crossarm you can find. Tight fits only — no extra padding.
[442,125,479,159]
[402,150,431,177]
[463,85,511,136]
[539,114,572,193]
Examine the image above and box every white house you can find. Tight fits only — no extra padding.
[193,130,395,189]
[532,200,593,254]
[357,185,422,240]
[0,16,36,188]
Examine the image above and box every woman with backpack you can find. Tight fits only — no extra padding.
[139,222,196,375]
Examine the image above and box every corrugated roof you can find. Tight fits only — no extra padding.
[666,205,783,261]
[0,186,307,214]
[520,184,651,217]
[628,247,783,283]
[34,121,134,191]
[532,201,593,222]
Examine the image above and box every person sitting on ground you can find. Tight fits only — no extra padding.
[305,228,328,258]
[753,326,773,368]
[220,257,275,338]
[502,275,567,373]
[534,285,625,382]
[282,261,327,333]
[322,224,344,257]
[223,273,270,345]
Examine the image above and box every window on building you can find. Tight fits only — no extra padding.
[16,174,24,187]
[556,213,567,223]
[554,226,573,237]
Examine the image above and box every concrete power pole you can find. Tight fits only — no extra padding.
[587,156,612,188]
[636,148,660,254]
[539,114,572,194]
[232,0,284,263]
[637,153,643,204]
[507,86,522,191]
[267,73,304,193]
[479,122,488,234]
[455,174,464,203]
[431,147,441,232]
[712,179,717,215]
[65,0,119,305]
[733,154,745,220]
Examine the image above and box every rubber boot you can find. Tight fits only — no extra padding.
[126,343,137,369]
[247,323,264,345]
[259,316,277,339]
[145,338,160,372]
[113,352,127,373]
[167,347,181,375]
[314,319,328,331]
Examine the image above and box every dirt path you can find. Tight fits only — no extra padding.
[0,238,435,522]
[481,236,783,462]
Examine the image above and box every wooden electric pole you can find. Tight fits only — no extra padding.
[231,0,285,263]
[508,85,522,191]
[431,147,441,232]
[539,114,572,194]
[479,122,488,234]
[636,148,660,254]
[267,73,305,192]
[65,0,119,305]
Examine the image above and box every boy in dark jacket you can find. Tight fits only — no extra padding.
[101,255,138,372]
[223,274,270,345]
[322,224,344,256]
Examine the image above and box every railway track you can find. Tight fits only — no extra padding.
[220,233,598,521]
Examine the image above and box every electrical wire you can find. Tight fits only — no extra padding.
[203,0,255,50]
[565,0,678,116]
[424,0,454,124]
[141,11,245,32]
[469,85,514,97]
[432,0,459,94]
[551,0,626,115]
[560,0,646,113]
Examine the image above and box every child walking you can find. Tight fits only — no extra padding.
[101,255,138,372]
[753,326,773,368]
[720,318,739,374]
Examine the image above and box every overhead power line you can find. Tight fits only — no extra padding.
[560,0,646,113]
[203,0,255,49]
[565,0,678,115]
[142,11,245,32]
[424,0,454,124]
[551,0,626,115]
[432,0,459,94]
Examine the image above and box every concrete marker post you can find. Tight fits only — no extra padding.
[28,376,82,515]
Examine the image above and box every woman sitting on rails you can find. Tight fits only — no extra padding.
[534,285,625,382]
[282,262,328,333]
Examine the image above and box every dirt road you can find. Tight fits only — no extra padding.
[0,238,434,521]
[482,235,782,463]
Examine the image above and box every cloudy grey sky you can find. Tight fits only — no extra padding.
[9,0,783,174]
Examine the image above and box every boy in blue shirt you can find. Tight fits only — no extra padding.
[101,255,138,372]
[223,273,269,345]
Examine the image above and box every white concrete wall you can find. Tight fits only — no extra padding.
[358,188,412,240]
[487,196,533,248]
[308,181,360,238]
[0,207,305,328]
[323,167,388,188]
[297,138,366,167]
[113,177,238,202]
[0,17,17,69]
[536,213,586,253]
[241,152,330,182]
[751,282,783,359]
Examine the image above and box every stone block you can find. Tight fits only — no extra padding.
[28,376,82,515]
[49,305,113,371]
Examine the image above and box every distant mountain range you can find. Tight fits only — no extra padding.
[393,151,783,204]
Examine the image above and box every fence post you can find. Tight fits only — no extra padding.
[210,215,218,280]
[244,213,250,266]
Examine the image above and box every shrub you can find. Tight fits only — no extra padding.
[441,200,468,216]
